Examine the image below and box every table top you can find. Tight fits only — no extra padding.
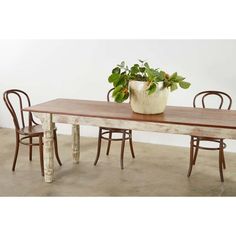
[23,98,236,130]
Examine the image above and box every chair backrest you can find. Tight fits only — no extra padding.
[193,90,232,110]
[107,88,115,102]
[3,89,33,131]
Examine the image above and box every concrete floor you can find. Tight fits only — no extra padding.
[0,127,236,196]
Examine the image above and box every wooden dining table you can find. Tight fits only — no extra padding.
[23,99,236,183]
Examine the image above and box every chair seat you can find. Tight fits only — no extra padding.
[18,125,57,136]
[100,127,131,141]
[101,127,130,132]
[193,136,222,141]
[192,136,226,150]
[18,125,43,136]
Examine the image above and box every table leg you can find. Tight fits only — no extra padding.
[72,124,80,163]
[42,114,55,183]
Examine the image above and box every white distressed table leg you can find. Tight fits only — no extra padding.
[72,124,80,163]
[42,114,55,183]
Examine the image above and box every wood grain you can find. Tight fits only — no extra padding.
[24,98,236,130]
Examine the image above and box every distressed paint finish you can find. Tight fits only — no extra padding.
[72,124,80,163]
[50,114,236,140]
[34,112,236,139]
[42,113,55,183]
[33,110,236,183]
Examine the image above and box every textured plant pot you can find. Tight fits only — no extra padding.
[129,80,169,114]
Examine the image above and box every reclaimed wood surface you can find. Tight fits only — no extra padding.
[24,98,236,130]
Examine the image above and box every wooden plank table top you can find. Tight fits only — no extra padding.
[23,98,236,130]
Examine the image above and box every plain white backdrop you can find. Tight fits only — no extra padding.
[1,1,236,235]
[1,39,236,151]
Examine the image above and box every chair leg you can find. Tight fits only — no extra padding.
[187,136,194,177]
[222,152,226,170]
[94,128,102,166]
[29,137,33,161]
[12,133,20,171]
[39,135,44,176]
[120,131,126,170]
[219,140,224,182]
[106,131,112,155]
[129,130,135,159]
[53,130,62,166]
[221,140,226,169]
[193,138,200,165]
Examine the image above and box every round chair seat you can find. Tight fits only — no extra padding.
[18,125,44,136]
[192,136,227,151]
[100,127,131,141]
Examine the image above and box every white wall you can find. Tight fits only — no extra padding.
[1,40,236,152]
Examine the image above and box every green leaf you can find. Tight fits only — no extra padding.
[139,59,144,63]
[144,62,150,69]
[152,69,160,77]
[114,77,126,87]
[154,76,163,83]
[117,61,125,68]
[174,75,185,82]
[170,72,177,80]
[113,78,120,87]
[179,81,191,89]
[159,71,166,81]
[130,66,139,75]
[115,92,125,103]
[170,83,178,92]
[108,73,120,83]
[145,68,157,81]
[120,61,125,67]
[112,67,121,74]
[112,85,123,97]
[147,83,157,95]
[140,67,145,73]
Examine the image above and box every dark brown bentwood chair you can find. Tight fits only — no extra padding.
[3,89,62,176]
[94,88,135,169]
[187,91,232,182]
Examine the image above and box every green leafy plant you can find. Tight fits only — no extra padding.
[108,60,191,103]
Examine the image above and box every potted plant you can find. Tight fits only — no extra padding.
[108,60,191,114]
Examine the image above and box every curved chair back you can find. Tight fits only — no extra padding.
[107,88,115,102]
[3,89,34,131]
[193,91,232,110]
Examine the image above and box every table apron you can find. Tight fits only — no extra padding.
[33,112,236,139]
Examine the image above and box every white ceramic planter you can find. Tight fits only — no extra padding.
[129,80,169,114]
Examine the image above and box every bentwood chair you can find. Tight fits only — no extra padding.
[3,89,62,176]
[187,91,232,182]
[94,88,135,169]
